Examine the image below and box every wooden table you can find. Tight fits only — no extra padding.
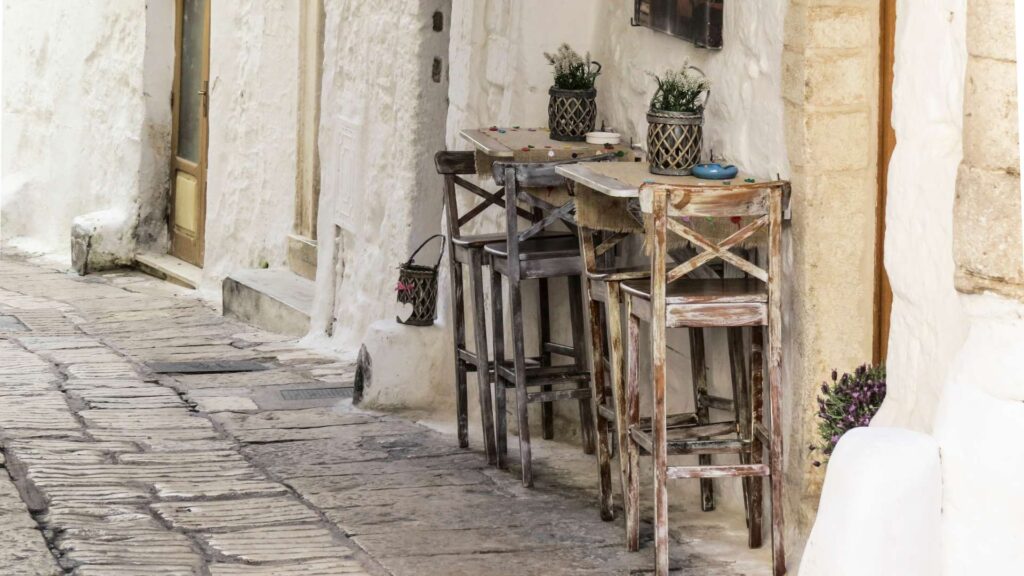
[460,127,631,165]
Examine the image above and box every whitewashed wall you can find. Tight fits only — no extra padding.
[1,1,169,261]
[307,0,453,410]
[873,0,970,433]
[201,0,301,288]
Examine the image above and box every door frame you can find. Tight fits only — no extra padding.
[169,0,211,267]
[874,0,896,363]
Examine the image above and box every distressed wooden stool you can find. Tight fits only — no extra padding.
[434,151,562,465]
[485,158,603,487]
[622,181,789,576]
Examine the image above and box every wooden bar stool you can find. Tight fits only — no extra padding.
[622,182,788,576]
[485,159,599,487]
[434,151,556,465]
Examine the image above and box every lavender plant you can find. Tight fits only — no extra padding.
[650,67,711,113]
[811,363,886,466]
[544,44,601,90]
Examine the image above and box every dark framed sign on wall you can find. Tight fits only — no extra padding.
[632,0,724,49]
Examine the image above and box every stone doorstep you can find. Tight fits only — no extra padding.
[134,252,202,290]
[222,269,313,337]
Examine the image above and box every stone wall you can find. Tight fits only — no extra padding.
[307,0,453,410]
[1,1,169,262]
[780,0,880,561]
[953,0,1023,300]
[201,0,302,289]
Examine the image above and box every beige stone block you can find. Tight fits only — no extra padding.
[805,51,872,106]
[784,4,807,53]
[954,165,1024,289]
[967,0,1016,61]
[783,50,806,105]
[806,110,873,170]
[785,100,809,168]
[962,56,1019,171]
[807,5,873,50]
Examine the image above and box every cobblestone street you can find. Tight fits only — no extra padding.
[0,254,766,575]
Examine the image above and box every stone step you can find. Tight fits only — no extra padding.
[222,269,313,337]
[134,252,201,289]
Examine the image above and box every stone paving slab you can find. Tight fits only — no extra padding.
[0,255,770,576]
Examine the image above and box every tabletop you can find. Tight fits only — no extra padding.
[459,127,631,164]
[555,161,767,199]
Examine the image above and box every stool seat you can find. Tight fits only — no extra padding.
[622,278,767,304]
[452,231,570,249]
[484,235,581,260]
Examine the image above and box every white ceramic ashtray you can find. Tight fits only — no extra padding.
[586,131,621,145]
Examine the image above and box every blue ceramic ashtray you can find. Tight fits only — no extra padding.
[692,163,739,180]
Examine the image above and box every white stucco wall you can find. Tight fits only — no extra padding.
[873,0,970,433]
[201,0,301,287]
[1,0,169,261]
[307,0,453,410]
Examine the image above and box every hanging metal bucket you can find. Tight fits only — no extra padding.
[396,234,445,327]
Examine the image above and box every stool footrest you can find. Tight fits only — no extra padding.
[495,363,589,386]
[597,403,616,422]
[527,387,591,403]
[667,464,770,479]
[700,394,735,412]
[543,342,576,357]
[629,423,744,456]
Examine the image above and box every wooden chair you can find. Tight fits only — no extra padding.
[576,216,753,546]
[435,151,561,465]
[485,158,606,487]
[622,182,788,576]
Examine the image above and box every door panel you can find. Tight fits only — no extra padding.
[170,0,210,266]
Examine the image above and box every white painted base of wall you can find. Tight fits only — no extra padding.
[799,427,942,576]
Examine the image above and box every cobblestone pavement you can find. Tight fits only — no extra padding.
[0,254,768,575]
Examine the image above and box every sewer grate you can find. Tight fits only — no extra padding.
[280,387,353,401]
[148,360,268,374]
[0,315,29,332]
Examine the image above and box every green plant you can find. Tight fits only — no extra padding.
[812,364,887,466]
[544,44,601,90]
[649,67,711,113]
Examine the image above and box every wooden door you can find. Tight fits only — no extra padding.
[170,0,211,266]
[875,0,896,362]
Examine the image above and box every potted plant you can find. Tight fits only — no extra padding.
[646,67,711,175]
[811,364,887,466]
[544,44,601,141]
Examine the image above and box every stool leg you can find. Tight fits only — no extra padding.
[653,310,670,575]
[586,283,614,521]
[728,327,760,548]
[606,283,634,535]
[767,322,786,575]
[625,296,641,552]
[469,250,497,465]
[509,277,533,487]
[748,327,765,549]
[491,268,508,469]
[689,328,715,512]
[569,275,596,455]
[448,256,469,449]
[539,278,554,440]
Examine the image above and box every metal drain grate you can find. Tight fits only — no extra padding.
[148,360,268,374]
[280,387,353,401]
[0,315,28,332]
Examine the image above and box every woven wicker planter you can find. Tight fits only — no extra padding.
[646,109,704,176]
[548,87,597,142]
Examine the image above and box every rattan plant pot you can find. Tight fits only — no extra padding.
[396,235,444,327]
[646,109,704,176]
[548,87,597,142]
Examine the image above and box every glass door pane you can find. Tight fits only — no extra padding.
[177,0,207,163]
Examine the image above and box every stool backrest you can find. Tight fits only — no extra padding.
[434,150,535,241]
[641,182,786,286]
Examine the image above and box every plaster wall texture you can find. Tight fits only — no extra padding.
[872,0,969,433]
[201,0,301,289]
[1,1,168,262]
[307,0,453,411]
[441,0,789,517]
